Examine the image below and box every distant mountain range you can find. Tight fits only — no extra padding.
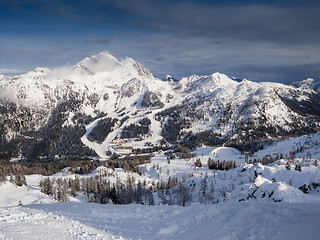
[1,52,319,160]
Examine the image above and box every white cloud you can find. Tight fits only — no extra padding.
[0,87,18,103]
[46,65,74,81]
[0,68,24,75]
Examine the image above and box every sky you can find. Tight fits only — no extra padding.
[0,0,319,83]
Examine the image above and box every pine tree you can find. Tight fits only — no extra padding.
[74,176,80,191]
[195,158,202,167]
[40,177,53,195]
[176,181,191,206]
[56,178,68,202]
[166,188,173,205]
[208,181,215,202]
[126,176,134,204]
[110,185,118,204]
[147,187,155,205]
[70,179,77,197]
[158,189,167,205]
[15,173,26,187]
[135,180,143,204]
[199,174,208,204]
[285,161,291,170]
[294,162,302,172]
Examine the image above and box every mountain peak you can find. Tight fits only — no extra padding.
[163,74,178,82]
[210,72,237,86]
[74,52,121,74]
[21,67,50,80]
[290,78,318,91]
[72,52,154,80]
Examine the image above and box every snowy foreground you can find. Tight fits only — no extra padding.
[1,134,320,239]
[0,202,320,240]
[1,160,320,240]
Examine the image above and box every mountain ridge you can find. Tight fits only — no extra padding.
[0,52,319,160]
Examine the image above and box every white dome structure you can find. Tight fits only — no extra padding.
[210,147,243,162]
[210,147,241,156]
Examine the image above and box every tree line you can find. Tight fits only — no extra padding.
[207,158,236,171]
[0,163,27,186]
[40,173,196,206]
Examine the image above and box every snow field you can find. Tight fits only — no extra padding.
[0,175,55,207]
[1,201,320,240]
[0,206,121,240]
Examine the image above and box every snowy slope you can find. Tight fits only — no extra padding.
[0,180,54,207]
[0,164,320,240]
[0,205,119,240]
[255,132,320,160]
[0,202,317,240]
[1,134,320,239]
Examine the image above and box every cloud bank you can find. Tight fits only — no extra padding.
[0,0,319,83]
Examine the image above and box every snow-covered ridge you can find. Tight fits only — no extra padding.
[0,51,319,159]
[1,51,316,110]
[0,52,163,107]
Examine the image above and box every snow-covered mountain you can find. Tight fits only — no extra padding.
[0,52,319,160]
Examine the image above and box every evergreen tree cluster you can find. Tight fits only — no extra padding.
[155,105,191,144]
[0,155,151,185]
[295,162,302,172]
[0,160,102,179]
[0,164,27,186]
[179,130,222,150]
[50,125,97,158]
[121,117,151,139]
[207,158,236,171]
[198,173,216,204]
[87,117,118,144]
[102,155,152,174]
[21,102,99,160]
[39,173,196,206]
[40,175,155,205]
[162,117,182,143]
[146,176,193,206]
[194,158,202,167]
[285,161,291,170]
[40,177,69,202]
[174,145,197,159]
[0,100,104,161]
[0,102,35,160]
[157,180,192,206]
[260,156,277,165]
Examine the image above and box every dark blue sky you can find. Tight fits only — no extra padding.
[0,0,319,83]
